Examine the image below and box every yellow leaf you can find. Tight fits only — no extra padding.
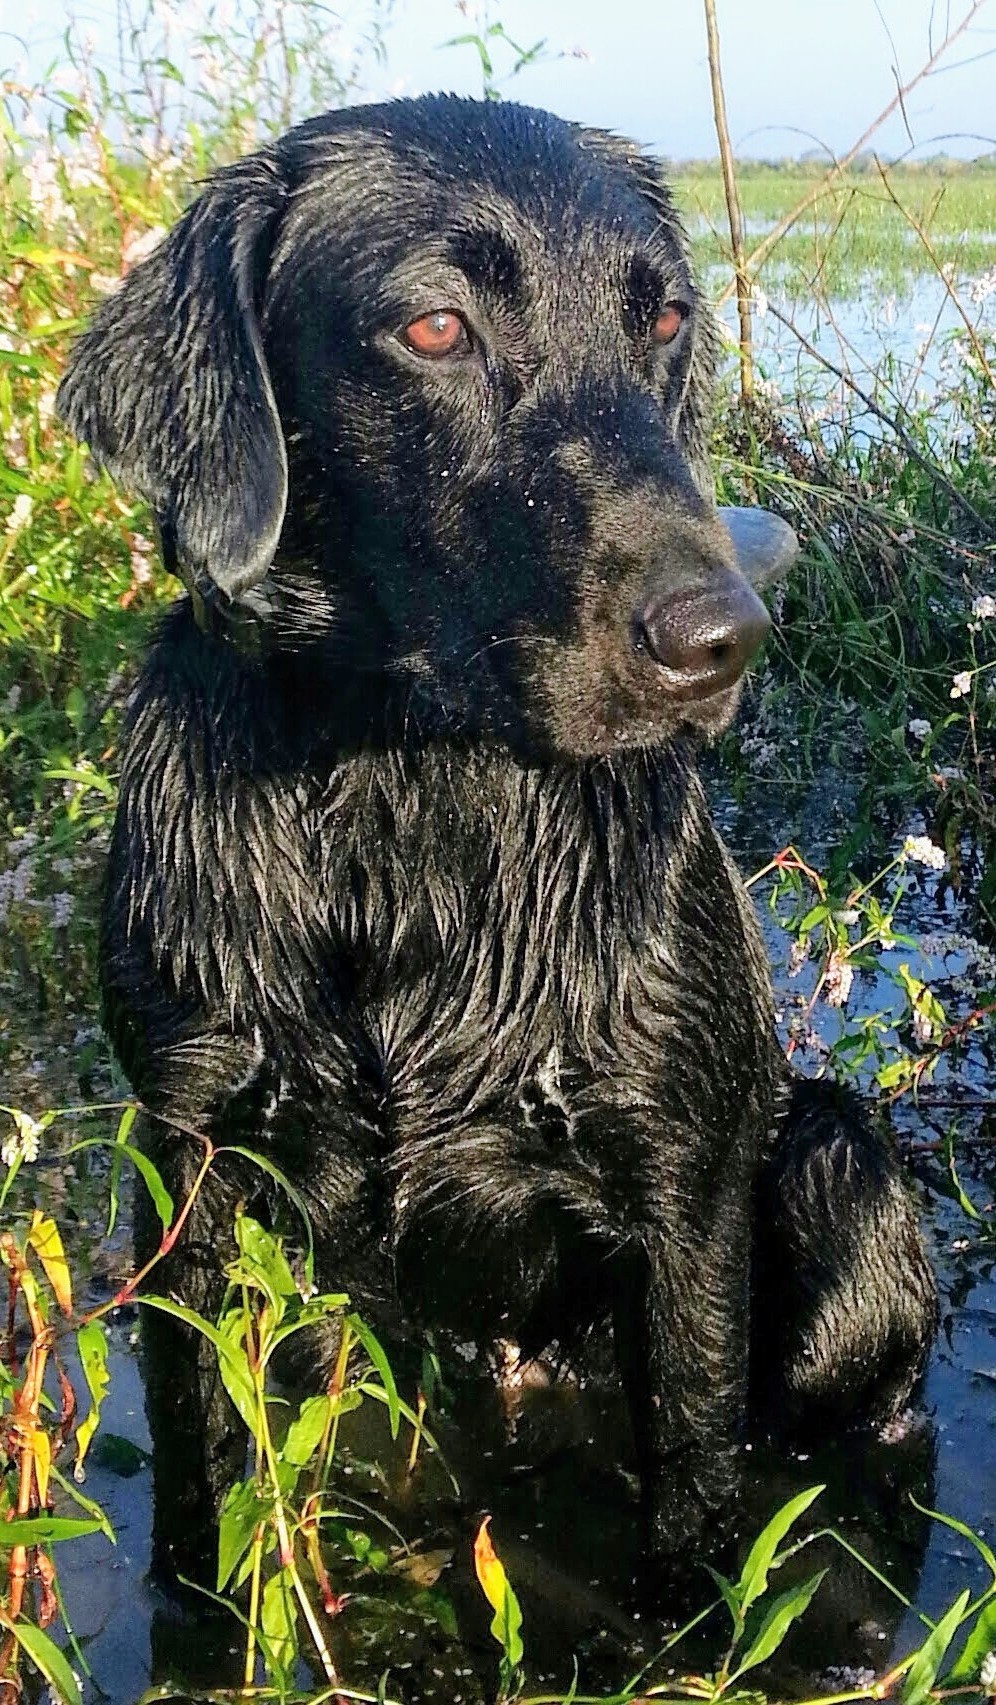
[473,1515,506,1614]
[34,1429,51,1506]
[27,1213,72,1316]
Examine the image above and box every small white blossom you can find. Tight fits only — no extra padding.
[950,670,973,699]
[980,1649,996,1693]
[824,949,854,1008]
[121,224,166,269]
[788,938,808,978]
[969,266,996,305]
[1,1110,45,1168]
[912,1006,934,1046]
[907,718,931,742]
[971,594,996,621]
[4,494,33,535]
[2,684,22,715]
[835,908,859,926]
[903,835,946,871]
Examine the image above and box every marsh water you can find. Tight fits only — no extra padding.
[18,756,992,1705]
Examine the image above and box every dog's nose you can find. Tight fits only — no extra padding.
[632,571,771,701]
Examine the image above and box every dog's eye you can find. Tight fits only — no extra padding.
[402,311,470,358]
[651,303,687,346]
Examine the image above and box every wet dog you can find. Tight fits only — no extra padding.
[58,95,936,1585]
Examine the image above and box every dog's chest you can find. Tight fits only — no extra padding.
[320,751,773,1142]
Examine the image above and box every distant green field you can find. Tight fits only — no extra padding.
[673,163,996,294]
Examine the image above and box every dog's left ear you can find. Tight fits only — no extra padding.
[57,153,288,637]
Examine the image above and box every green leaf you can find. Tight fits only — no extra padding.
[217,1478,270,1591]
[233,1211,297,1306]
[69,1133,174,1233]
[106,1104,138,1236]
[911,1497,996,1588]
[5,1622,81,1703]
[282,1393,331,1468]
[731,1570,827,1679]
[737,1485,825,1614]
[704,1563,744,1633]
[948,1593,996,1683]
[349,1314,400,1439]
[261,1564,298,1687]
[222,1145,316,1287]
[74,1319,109,1480]
[901,1589,971,1705]
[138,1296,257,1435]
[0,1516,104,1546]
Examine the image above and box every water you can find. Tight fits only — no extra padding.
[26,769,993,1705]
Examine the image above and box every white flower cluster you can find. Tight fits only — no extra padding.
[969,593,996,632]
[903,835,946,871]
[824,948,853,1008]
[1,1110,45,1169]
[969,267,996,304]
[980,1650,996,1694]
[23,144,81,236]
[4,494,33,535]
[950,669,973,699]
[907,718,931,742]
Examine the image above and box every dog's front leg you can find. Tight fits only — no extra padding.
[611,1206,751,1573]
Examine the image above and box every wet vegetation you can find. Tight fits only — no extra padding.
[0,4,994,1702]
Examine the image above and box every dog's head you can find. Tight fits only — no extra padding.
[58,95,796,759]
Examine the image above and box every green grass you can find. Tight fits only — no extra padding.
[676,163,996,293]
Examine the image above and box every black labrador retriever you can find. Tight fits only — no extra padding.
[57,94,936,1586]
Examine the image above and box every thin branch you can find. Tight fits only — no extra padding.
[702,0,753,402]
[715,0,989,306]
[873,154,996,391]
[762,299,992,535]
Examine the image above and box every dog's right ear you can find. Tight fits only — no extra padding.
[57,154,288,638]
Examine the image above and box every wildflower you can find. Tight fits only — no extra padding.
[824,949,853,1008]
[969,266,996,305]
[971,594,996,621]
[787,938,808,978]
[950,670,973,699]
[24,145,81,234]
[903,835,946,871]
[912,1006,934,1046]
[878,1409,913,1446]
[1,1110,45,1168]
[835,908,859,926]
[907,718,931,742]
[121,225,166,269]
[4,494,33,534]
[980,1650,996,1694]
[129,533,156,585]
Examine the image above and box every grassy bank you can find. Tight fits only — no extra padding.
[676,161,996,290]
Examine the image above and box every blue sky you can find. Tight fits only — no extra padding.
[8,0,996,158]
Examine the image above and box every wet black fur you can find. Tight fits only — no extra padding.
[57,95,936,1584]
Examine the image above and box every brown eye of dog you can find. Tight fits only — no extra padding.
[651,303,686,346]
[402,310,468,357]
